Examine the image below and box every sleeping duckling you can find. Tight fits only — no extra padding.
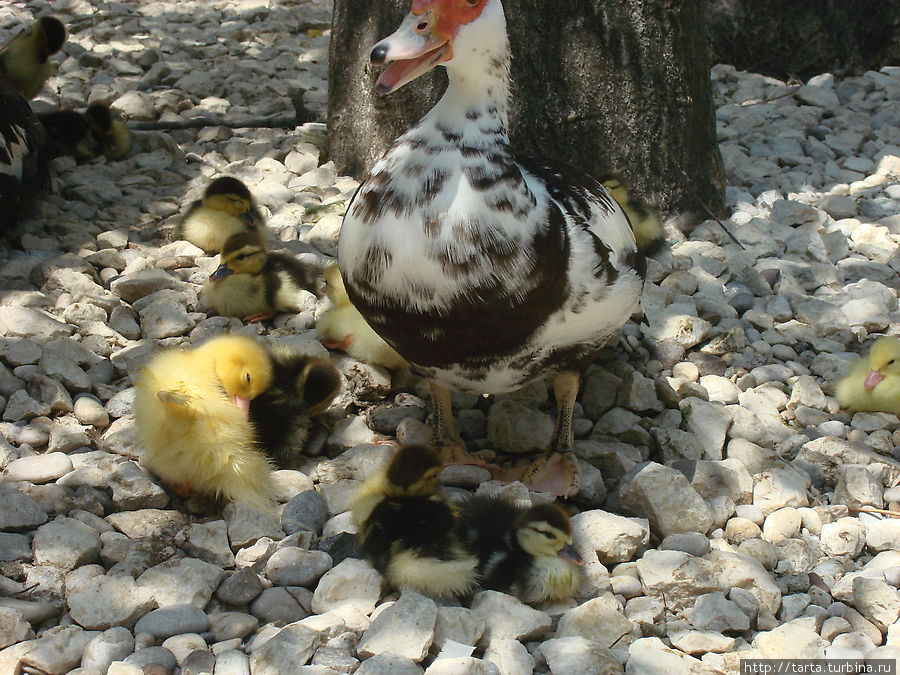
[83,104,131,160]
[458,496,583,605]
[38,109,102,162]
[600,173,664,254]
[201,231,320,322]
[836,336,900,416]
[0,16,66,99]
[317,263,407,369]
[133,334,277,508]
[249,346,341,466]
[352,444,478,598]
[176,176,266,254]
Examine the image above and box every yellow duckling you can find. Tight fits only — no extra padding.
[458,496,583,605]
[317,263,407,369]
[133,334,276,508]
[248,346,341,467]
[352,444,478,598]
[201,231,320,322]
[38,104,130,162]
[600,173,664,253]
[0,16,66,99]
[836,336,900,416]
[177,176,266,254]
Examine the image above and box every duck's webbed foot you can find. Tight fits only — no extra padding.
[522,371,583,498]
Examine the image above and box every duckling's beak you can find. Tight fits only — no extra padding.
[238,211,256,227]
[210,264,233,282]
[558,543,583,566]
[231,394,251,415]
[864,369,885,390]
[371,11,451,95]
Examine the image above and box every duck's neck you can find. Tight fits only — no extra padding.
[419,46,511,143]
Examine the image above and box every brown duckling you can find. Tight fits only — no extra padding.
[177,176,266,254]
[352,444,478,598]
[201,230,320,322]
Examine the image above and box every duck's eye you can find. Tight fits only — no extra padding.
[244,373,251,383]
[888,359,896,366]
[235,254,247,260]
[541,530,556,539]
[464,0,479,5]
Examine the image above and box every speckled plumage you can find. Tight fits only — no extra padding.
[338,0,646,396]
[0,79,47,232]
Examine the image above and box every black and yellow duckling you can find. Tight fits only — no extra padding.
[176,176,266,254]
[201,230,320,322]
[1,80,47,233]
[352,444,478,598]
[599,173,664,254]
[836,336,900,416]
[317,263,407,370]
[458,496,583,605]
[37,108,102,162]
[248,346,341,467]
[84,104,131,160]
[133,334,277,508]
[0,16,66,99]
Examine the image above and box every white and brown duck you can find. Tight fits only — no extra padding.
[337,0,662,498]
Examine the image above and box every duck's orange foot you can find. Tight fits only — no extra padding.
[245,311,277,323]
[168,481,195,499]
[519,450,581,499]
[440,441,504,474]
[321,335,354,351]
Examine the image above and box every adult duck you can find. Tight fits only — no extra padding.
[338,0,661,497]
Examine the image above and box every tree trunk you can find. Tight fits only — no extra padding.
[327,0,725,218]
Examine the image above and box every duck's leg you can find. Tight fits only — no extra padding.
[430,381,488,467]
[520,371,582,498]
[245,311,276,323]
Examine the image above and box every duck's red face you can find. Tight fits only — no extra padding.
[371,0,489,95]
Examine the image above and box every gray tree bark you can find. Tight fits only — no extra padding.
[327,0,725,218]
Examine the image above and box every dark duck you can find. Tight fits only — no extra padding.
[338,0,662,497]
[0,80,47,233]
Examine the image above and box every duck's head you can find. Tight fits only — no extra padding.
[516,504,583,564]
[202,176,259,226]
[384,444,443,497]
[203,335,273,412]
[210,231,268,281]
[864,336,900,391]
[370,0,506,95]
[83,104,116,152]
[36,17,66,56]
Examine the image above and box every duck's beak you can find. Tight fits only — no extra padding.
[370,11,451,95]
[864,369,885,390]
[210,264,232,282]
[558,543,583,566]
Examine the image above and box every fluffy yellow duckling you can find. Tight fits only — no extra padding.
[177,176,266,254]
[317,263,407,369]
[352,444,478,598]
[600,173,664,253]
[201,231,320,322]
[248,346,341,467]
[0,16,65,99]
[133,334,276,508]
[836,336,900,416]
[458,496,583,605]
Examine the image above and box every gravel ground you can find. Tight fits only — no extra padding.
[1,1,900,674]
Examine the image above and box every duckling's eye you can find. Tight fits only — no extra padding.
[541,531,556,539]
[235,254,248,260]
[244,373,251,384]
[464,0,479,5]
[888,359,896,366]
